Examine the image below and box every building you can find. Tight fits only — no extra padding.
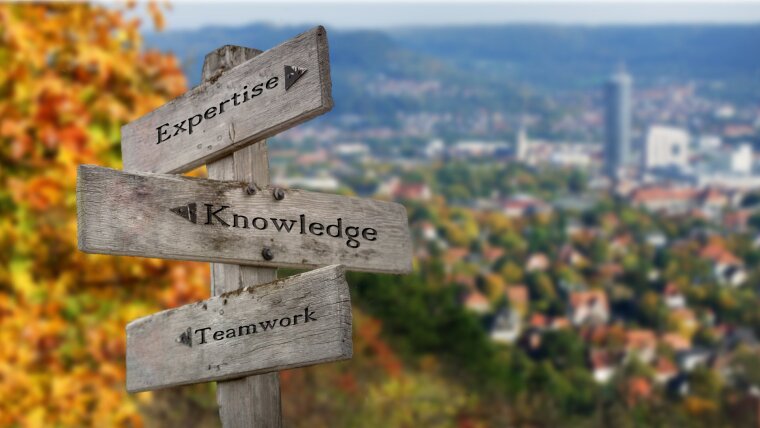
[625,329,658,363]
[604,66,633,178]
[590,349,616,383]
[275,174,340,192]
[489,307,523,344]
[526,253,550,272]
[501,196,552,218]
[378,177,432,201]
[663,283,686,309]
[515,124,529,162]
[569,290,610,326]
[463,291,490,314]
[425,139,445,158]
[644,125,690,171]
[654,357,678,384]
[333,142,370,157]
[450,140,510,158]
[731,143,753,175]
[506,285,529,316]
[629,186,698,215]
[697,135,722,151]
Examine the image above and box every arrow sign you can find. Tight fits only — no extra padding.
[284,65,307,90]
[76,165,413,274]
[126,264,352,392]
[121,26,332,174]
[170,202,197,224]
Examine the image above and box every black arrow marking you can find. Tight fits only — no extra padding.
[170,202,197,224]
[284,65,307,91]
[176,327,192,347]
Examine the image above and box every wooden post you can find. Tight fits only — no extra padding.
[75,27,411,427]
[203,45,282,428]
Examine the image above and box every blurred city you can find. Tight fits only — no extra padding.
[148,20,760,427]
[3,3,760,427]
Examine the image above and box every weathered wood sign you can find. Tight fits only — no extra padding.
[76,164,413,274]
[121,26,332,174]
[126,265,351,392]
[76,27,413,427]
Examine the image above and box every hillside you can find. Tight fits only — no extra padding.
[395,25,760,88]
[147,23,760,89]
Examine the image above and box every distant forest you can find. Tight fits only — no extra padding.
[146,24,760,129]
[147,23,760,88]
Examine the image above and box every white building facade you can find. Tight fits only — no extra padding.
[644,125,690,171]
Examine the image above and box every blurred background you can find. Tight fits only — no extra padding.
[2,1,760,426]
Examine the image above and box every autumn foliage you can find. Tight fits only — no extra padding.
[0,3,211,426]
[0,3,488,427]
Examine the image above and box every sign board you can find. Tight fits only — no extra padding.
[121,26,332,174]
[126,264,351,392]
[77,165,413,274]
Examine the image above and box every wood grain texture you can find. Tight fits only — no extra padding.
[208,141,281,428]
[204,45,283,428]
[121,26,332,174]
[201,46,263,85]
[217,374,281,427]
[126,265,352,393]
[77,164,413,274]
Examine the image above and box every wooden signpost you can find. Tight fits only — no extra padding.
[126,265,352,393]
[77,165,412,274]
[121,26,332,175]
[76,26,413,427]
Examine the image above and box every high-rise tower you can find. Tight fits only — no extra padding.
[516,123,529,162]
[604,66,632,178]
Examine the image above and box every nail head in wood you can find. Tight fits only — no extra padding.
[262,247,274,261]
[273,188,285,201]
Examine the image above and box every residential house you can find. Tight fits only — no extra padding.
[418,221,438,241]
[489,307,523,344]
[451,273,476,290]
[715,262,748,287]
[526,253,550,272]
[598,263,623,281]
[654,357,679,384]
[630,186,698,215]
[482,246,505,264]
[559,244,587,267]
[610,234,632,255]
[723,209,752,232]
[501,196,552,218]
[530,313,548,330]
[379,177,432,201]
[295,149,328,166]
[463,290,490,315]
[699,242,747,287]
[443,247,470,273]
[677,348,712,372]
[699,187,729,220]
[645,232,668,248]
[569,290,610,326]
[506,285,529,316]
[663,283,686,309]
[625,329,658,363]
[551,317,571,330]
[661,332,692,352]
[590,348,616,383]
[626,377,653,406]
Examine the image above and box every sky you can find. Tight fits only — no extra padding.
[140,1,760,30]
